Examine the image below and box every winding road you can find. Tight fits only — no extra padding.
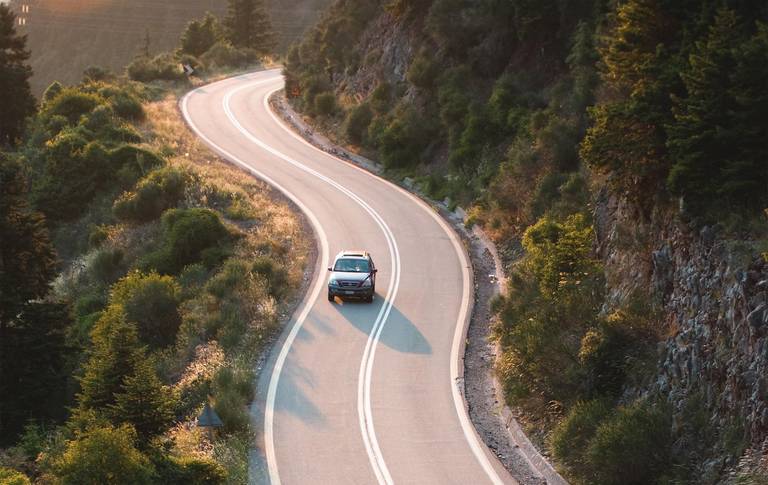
[182,69,517,485]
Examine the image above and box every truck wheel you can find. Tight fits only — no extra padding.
[365,294,373,303]
[328,291,334,302]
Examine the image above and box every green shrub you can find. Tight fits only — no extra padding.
[127,54,185,83]
[53,425,156,485]
[43,88,103,123]
[110,92,145,121]
[143,208,230,275]
[370,82,392,115]
[585,400,672,485]
[407,51,439,89]
[88,224,109,248]
[377,106,435,168]
[205,259,248,299]
[313,92,337,116]
[494,213,604,403]
[111,271,182,348]
[83,66,114,82]
[344,103,373,144]
[110,145,166,185]
[252,256,288,298]
[551,399,612,474]
[179,13,221,58]
[0,467,31,485]
[212,385,250,435]
[90,248,125,286]
[42,81,64,105]
[200,41,258,68]
[114,167,188,223]
[156,455,227,484]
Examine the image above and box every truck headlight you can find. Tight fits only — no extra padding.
[361,279,372,287]
[329,278,338,286]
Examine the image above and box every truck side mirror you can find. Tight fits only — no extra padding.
[327,267,332,271]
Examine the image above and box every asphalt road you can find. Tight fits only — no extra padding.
[182,69,517,485]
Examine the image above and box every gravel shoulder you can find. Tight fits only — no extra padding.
[269,92,568,485]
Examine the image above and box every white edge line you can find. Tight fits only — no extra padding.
[263,85,510,485]
[180,78,329,485]
[223,79,400,485]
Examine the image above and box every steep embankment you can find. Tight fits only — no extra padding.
[12,0,330,94]
[283,1,768,483]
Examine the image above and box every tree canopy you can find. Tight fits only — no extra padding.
[0,5,36,146]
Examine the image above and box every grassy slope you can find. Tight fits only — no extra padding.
[20,0,330,94]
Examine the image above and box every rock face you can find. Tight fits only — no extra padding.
[594,187,768,477]
[329,12,419,103]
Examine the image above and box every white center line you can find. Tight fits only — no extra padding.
[223,78,399,485]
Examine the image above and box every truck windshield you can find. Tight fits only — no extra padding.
[334,258,370,273]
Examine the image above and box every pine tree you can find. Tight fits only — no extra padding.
[600,0,670,97]
[180,12,220,58]
[0,5,35,146]
[224,0,276,55]
[581,0,673,187]
[77,306,177,443]
[77,308,144,412]
[0,155,67,443]
[110,358,175,444]
[666,8,740,213]
[720,22,768,211]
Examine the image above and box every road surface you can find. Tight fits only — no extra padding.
[182,69,517,485]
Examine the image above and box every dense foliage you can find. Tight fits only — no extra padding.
[286,0,768,483]
[0,155,69,443]
[224,0,276,54]
[0,19,305,480]
[0,5,36,146]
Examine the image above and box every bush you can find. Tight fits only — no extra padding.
[212,384,250,435]
[111,271,182,348]
[127,54,185,83]
[370,82,392,114]
[42,81,63,104]
[200,41,258,68]
[53,425,156,485]
[110,92,145,121]
[551,399,612,474]
[156,455,227,484]
[88,224,109,248]
[179,13,221,58]
[585,401,672,485]
[252,256,289,298]
[143,208,230,275]
[0,467,31,485]
[43,88,103,123]
[83,66,114,82]
[407,51,439,89]
[90,248,125,286]
[344,103,373,144]
[110,145,164,174]
[114,167,188,223]
[313,92,337,116]
[494,213,604,403]
[377,106,435,168]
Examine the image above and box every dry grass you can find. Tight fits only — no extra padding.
[141,95,311,291]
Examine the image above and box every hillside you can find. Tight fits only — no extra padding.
[11,0,330,94]
[284,0,768,483]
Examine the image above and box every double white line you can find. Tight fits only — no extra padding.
[194,75,398,484]
[182,71,507,485]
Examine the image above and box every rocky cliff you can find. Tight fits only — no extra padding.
[595,189,768,479]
